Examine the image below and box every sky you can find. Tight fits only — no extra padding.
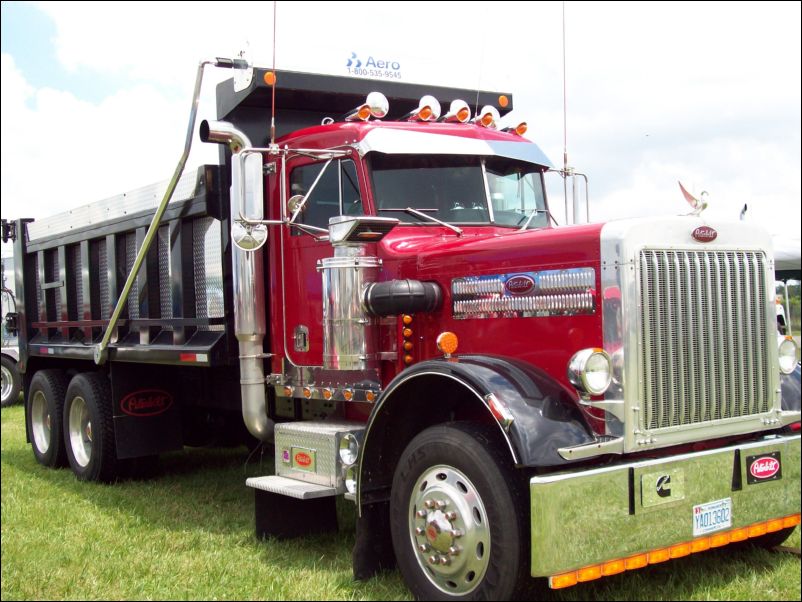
[1,0,800,261]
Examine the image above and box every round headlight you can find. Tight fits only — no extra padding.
[345,465,358,495]
[567,348,612,396]
[778,336,798,375]
[339,433,360,466]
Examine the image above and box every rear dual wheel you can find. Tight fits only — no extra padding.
[63,372,119,482]
[27,370,69,467]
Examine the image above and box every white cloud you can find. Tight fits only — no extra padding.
[1,0,799,252]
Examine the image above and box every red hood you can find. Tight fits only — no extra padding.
[377,223,605,278]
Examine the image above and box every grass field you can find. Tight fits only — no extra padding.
[2,403,800,601]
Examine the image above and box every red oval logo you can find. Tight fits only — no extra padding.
[692,226,717,243]
[295,452,312,467]
[750,457,780,479]
[505,275,535,296]
[120,389,173,417]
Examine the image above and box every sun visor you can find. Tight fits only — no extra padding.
[355,128,553,168]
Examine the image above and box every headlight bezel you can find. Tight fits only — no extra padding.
[568,348,613,397]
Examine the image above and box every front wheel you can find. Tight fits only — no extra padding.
[390,422,527,600]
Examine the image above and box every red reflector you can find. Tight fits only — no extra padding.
[790,422,801,432]
[179,353,196,362]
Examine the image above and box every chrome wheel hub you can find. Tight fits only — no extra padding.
[68,396,92,468]
[408,465,490,595]
[1,364,11,401]
[30,390,51,453]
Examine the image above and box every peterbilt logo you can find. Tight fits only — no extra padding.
[505,275,535,295]
[749,457,780,479]
[294,452,313,467]
[120,389,173,417]
[692,226,717,243]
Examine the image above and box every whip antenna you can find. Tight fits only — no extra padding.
[269,0,277,147]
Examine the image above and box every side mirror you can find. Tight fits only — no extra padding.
[231,152,267,252]
[287,194,306,217]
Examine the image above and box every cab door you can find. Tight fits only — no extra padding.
[281,156,365,367]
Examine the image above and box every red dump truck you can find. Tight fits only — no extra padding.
[3,58,800,600]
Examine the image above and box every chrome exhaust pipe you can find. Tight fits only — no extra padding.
[201,120,273,442]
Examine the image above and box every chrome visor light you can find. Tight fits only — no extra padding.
[402,95,442,122]
[567,348,612,397]
[474,105,500,128]
[441,99,472,123]
[345,92,389,121]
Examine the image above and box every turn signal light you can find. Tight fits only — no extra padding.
[548,513,801,590]
[436,331,459,356]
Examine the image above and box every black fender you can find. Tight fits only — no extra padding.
[357,354,595,510]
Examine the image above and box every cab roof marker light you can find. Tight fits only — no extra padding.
[473,105,500,128]
[501,122,528,136]
[401,95,442,122]
[344,91,389,121]
[440,99,472,123]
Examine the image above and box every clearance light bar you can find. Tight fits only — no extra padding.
[549,513,801,589]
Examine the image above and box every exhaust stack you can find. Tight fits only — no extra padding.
[201,120,273,442]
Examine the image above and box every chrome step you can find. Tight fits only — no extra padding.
[246,475,337,499]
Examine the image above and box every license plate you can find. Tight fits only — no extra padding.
[692,498,732,537]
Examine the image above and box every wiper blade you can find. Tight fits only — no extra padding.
[404,207,463,236]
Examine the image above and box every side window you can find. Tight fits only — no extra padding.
[289,160,363,234]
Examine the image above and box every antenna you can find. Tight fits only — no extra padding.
[269,0,278,147]
[562,0,569,223]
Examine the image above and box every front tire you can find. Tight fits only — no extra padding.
[63,372,119,482]
[27,370,69,467]
[390,422,527,600]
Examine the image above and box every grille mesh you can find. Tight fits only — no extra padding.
[639,250,770,429]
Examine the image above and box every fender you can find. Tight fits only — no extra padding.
[357,354,596,510]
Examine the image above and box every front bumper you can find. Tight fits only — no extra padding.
[530,434,801,581]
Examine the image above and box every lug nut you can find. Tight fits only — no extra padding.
[445,511,457,521]
[424,499,435,509]
[418,543,429,553]
[435,500,447,510]
[450,529,464,538]
[416,510,427,518]
[448,546,461,556]
[428,555,438,565]
[439,556,451,566]
[415,527,424,536]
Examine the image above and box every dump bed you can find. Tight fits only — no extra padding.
[12,164,236,372]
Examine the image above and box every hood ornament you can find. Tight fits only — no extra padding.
[678,181,708,216]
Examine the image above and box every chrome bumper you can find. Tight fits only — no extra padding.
[530,434,801,577]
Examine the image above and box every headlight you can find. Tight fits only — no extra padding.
[339,433,360,466]
[345,465,358,494]
[567,348,612,396]
[778,336,798,375]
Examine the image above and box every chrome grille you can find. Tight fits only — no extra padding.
[639,250,770,430]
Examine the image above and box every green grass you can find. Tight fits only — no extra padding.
[2,403,800,601]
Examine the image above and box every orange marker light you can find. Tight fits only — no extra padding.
[436,332,459,356]
[669,542,692,558]
[403,341,414,351]
[710,532,730,547]
[766,518,785,533]
[601,559,625,576]
[365,391,376,403]
[457,107,470,122]
[515,122,528,136]
[343,389,354,401]
[404,354,414,365]
[403,328,413,339]
[576,565,602,582]
[624,554,648,570]
[419,106,433,121]
[550,573,577,590]
[303,387,312,399]
[282,386,293,397]
[402,315,413,325]
[647,548,670,564]
[264,71,276,86]
[323,388,333,400]
[480,112,494,127]
[691,537,711,553]
[498,95,509,108]
[357,105,371,120]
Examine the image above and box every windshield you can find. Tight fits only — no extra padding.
[369,154,548,228]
